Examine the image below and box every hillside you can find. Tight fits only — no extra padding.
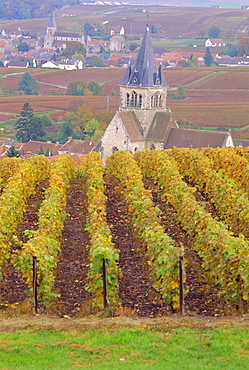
[1,66,249,131]
[1,3,249,40]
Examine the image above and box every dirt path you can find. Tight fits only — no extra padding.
[53,179,91,317]
[0,314,249,332]
[105,175,169,317]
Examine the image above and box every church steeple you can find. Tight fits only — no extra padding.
[119,26,168,135]
[120,26,167,88]
[47,12,57,34]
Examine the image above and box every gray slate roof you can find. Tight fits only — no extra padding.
[48,13,56,29]
[120,26,167,88]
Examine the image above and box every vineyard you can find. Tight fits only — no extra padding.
[0,148,249,318]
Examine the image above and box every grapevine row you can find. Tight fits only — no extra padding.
[0,157,22,191]
[105,151,180,308]
[135,150,249,303]
[85,152,120,308]
[170,148,249,238]
[202,147,249,196]
[0,156,51,270]
[13,154,74,305]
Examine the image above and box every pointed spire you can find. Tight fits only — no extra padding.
[47,12,56,29]
[120,27,167,88]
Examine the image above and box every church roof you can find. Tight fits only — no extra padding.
[118,111,144,141]
[165,128,231,149]
[120,26,167,88]
[146,112,174,142]
[48,13,56,29]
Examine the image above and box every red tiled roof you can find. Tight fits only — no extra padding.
[19,141,62,155]
[165,128,230,149]
[59,139,100,155]
[118,111,143,141]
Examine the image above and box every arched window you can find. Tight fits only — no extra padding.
[138,94,142,107]
[154,93,159,107]
[126,93,130,107]
[112,146,119,153]
[131,91,137,107]
[151,95,154,108]
[150,144,156,150]
[151,93,162,108]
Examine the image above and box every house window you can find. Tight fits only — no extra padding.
[112,146,119,153]
[150,144,156,150]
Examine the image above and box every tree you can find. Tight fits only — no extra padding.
[151,23,161,34]
[183,54,198,68]
[6,145,20,157]
[72,53,85,66]
[67,80,86,96]
[197,28,205,38]
[61,42,86,58]
[66,22,81,32]
[204,48,214,66]
[238,38,249,56]
[172,85,185,99]
[90,56,106,67]
[18,42,29,52]
[208,26,221,38]
[84,119,100,140]
[18,71,40,95]
[88,81,102,96]
[15,102,45,143]
[40,114,53,127]
[84,22,94,34]
[220,45,238,57]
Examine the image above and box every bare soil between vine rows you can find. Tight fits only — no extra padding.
[0,175,248,325]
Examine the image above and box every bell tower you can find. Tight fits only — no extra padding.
[119,26,168,136]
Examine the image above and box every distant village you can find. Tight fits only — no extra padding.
[1,13,249,70]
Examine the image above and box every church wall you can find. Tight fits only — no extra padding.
[101,113,129,163]
[101,113,146,163]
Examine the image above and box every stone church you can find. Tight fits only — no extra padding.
[44,13,85,50]
[101,27,233,163]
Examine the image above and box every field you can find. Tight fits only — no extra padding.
[1,148,249,320]
[1,66,249,131]
[0,325,249,369]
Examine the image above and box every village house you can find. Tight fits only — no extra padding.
[101,26,233,163]
[110,26,125,36]
[205,38,226,47]
[58,138,100,156]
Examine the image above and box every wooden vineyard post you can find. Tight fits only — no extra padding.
[179,256,185,315]
[32,256,38,314]
[102,258,109,309]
